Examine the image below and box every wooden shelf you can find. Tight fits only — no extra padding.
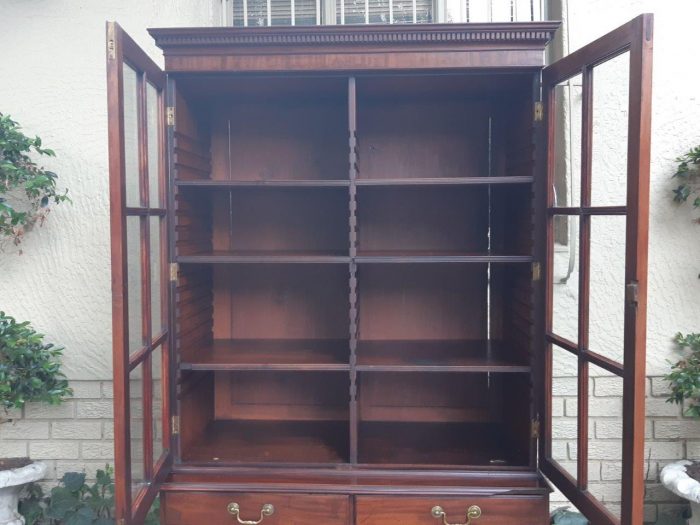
[177,250,350,264]
[358,422,526,467]
[355,176,533,186]
[181,339,350,371]
[356,340,530,373]
[177,179,350,188]
[354,251,533,264]
[183,420,349,464]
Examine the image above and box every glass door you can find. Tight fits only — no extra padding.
[106,21,171,525]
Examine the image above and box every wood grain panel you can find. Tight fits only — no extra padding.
[356,495,548,525]
[164,491,351,525]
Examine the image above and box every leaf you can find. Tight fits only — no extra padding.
[61,472,86,492]
[46,487,79,519]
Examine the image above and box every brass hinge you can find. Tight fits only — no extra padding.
[532,261,542,281]
[171,415,180,435]
[531,418,541,439]
[107,23,116,60]
[625,281,639,306]
[534,101,544,122]
[166,106,175,126]
[169,262,178,282]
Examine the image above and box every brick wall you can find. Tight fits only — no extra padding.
[0,381,115,489]
[550,376,694,523]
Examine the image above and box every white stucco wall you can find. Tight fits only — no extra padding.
[0,0,221,480]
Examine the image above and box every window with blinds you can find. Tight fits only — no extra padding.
[232,0,434,26]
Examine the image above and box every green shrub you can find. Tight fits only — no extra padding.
[19,466,160,525]
[0,311,72,412]
[0,112,70,247]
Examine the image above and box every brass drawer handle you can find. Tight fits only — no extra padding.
[431,505,482,525]
[227,502,275,524]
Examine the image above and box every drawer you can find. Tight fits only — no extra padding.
[356,495,549,525]
[162,492,351,525]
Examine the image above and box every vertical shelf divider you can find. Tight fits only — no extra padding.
[348,76,359,464]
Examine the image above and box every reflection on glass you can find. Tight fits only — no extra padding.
[591,52,630,207]
[588,364,623,518]
[127,216,143,354]
[146,83,160,208]
[123,64,141,208]
[551,215,579,344]
[552,74,583,209]
[149,216,162,340]
[551,345,578,481]
[130,363,145,497]
[152,347,164,464]
[589,215,626,364]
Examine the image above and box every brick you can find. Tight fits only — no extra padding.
[646,483,684,503]
[651,377,673,397]
[644,503,657,523]
[645,441,684,461]
[24,401,74,419]
[101,381,114,399]
[551,398,565,417]
[655,420,700,439]
[30,441,79,460]
[551,418,577,439]
[601,461,622,481]
[565,398,578,417]
[56,461,112,480]
[646,398,681,417]
[103,422,114,440]
[686,441,700,458]
[551,440,569,461]
[69,381,102,399]
[595,419,622,439]
[81,441,115,460]
[0,441,28,457]
[657,504,691,520]
[552,377,577,396]
[76,401,113,419]
[594,376,623,397]
[588,441,623,461]
[589,398,623,418]
[0,421,49,439]
[52,421,102,440]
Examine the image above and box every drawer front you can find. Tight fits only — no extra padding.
[356,495,548,525]
[163,492,351,525]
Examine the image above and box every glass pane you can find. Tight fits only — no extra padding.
[294,0,317,25]
[246,0,270,26]
[551,345,578,481]
[589,215,626,364]
[591,52,630,207]
[129,362,145,498]
[146,83,161,208]
[123,64,141,208]
[338,0,365,24]
[552,74,583,209]
[149,216,163,340]
[392,0,414,23]
[127,216,144,354]
[551,215,579,344]
[369,0,391,23]
[152,347,164,465]
[588,363,623,518]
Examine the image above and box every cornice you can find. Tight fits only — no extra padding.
[149,22,560,50]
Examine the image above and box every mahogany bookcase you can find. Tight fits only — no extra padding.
[106,14,653,525]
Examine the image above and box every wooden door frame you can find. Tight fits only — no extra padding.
[537,13,653,525]
[107,21,172,525]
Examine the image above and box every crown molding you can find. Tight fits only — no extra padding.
[149,22,560,50]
